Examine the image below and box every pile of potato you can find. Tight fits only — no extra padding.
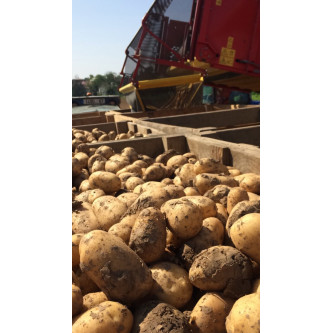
[72,143,260,332]
[72,127,148,145]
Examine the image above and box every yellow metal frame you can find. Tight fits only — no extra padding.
[119,83,136,94]
[138,74,203,90]
[135,89,146,111]
[119,74,204,111]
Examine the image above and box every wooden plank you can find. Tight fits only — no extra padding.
[185,134,260,174]
[202,125,260,147]
[87,136,165,157]
[72,122,117,133]
[143,107,260,128]
[72,116,107,126]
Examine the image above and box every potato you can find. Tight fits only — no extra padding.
[108,130,117,140]
[225,292,260,333]
[204,184,231,207]
[132,300,191,333]
[74,191,90,203]
[87,189,105,204]
[133,181,165,195]
[88,171,121,194]
[108,220,134,244]
[72,271,80,288]
[189,293,234,333]
[72,157,82,177]
[160,177,174,185]
[72,301,133,333]
[167,155,188,169]
[99,134,111,142]
[118,172,140,187]
[195,173,238,195]
[125,176,144,191]
[182,196,217,218]
[117,164,142,176]
[238,173,260,194]
[252,279,260,293]
[74,132,87,142]
[183,152,197,159]
[132,159,148,169]
[72,284,83,317]
[72,139,83,151]
[227,187,249,214]
[75,143,90,155]
[164,164,175,178]
[105,158,130,174]
[92,195,128,231]
[92,128,104,139]
[95,145,115,159]
[189,246,253,298]
[166,228,184,249]
[129,207,166,263]
[74,268,100,296]
[92,159,106,173]
[121,147,138,163]
[173,176,183,186]
[155,149,178,165]
[79,230,153,305]
[109,186,181,244]
[230,213,260,263]
[72,234,84,268]
[88,148,97,156]
[226,200,260,236]
[78,179,92,192]
[72,202,101,234]
[74,152,89,169]
[161,198,203,240]
[143,164,166,181]
[178,163,196,187]
[116,192,139,209]
[138,154,154,166]
[118,133,129,140]
[164,184,185,199]
[72,169,90,190]
[216,203,228,226]
[150,262,193,309]
[184,187,201,196]
[248,192,260,201]
[178,217,224,269]
[81,291,108,312]
[194,158,230,175]
[87,154,107,173]
[227,167,241,177]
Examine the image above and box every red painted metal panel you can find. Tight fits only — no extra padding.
[193,0,260,76]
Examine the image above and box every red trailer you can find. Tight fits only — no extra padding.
[119,0,260,111]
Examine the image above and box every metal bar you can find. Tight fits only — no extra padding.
[186,81,203,107]
[131,58,142,86]
[132,56,206,75]
[135,27,147,57]
[135,89,146,111]
[190,0,204,59]
[143,22,183,61]
[119,83,136,94]
[138,73,203,90]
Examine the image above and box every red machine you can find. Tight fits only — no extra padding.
[119,0,260,111]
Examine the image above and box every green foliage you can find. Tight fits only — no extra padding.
[84,72,122,96]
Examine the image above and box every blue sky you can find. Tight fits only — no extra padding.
[72,0,153,78]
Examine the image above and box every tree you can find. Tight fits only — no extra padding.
[72,80,87,97]
[84,72,122,96]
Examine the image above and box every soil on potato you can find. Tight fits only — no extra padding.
[132,301,191,333]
